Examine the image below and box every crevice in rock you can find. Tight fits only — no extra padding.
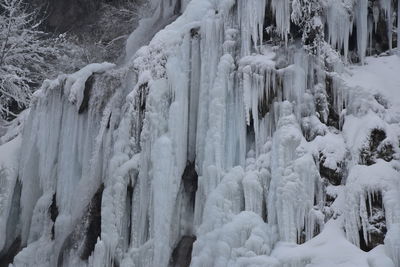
[325,76,340,129]
[190,27,200,38]
[182,161,198,209]
[135,82,149,150]
[0,237,21,267]
[126,181,134,247]
[80,184,104,260]
[79,75,95,114]
[106,112,112,129]
[173,0,182,15]
[58,183,106,266]
[170,235,196,267]
[49,193,59,240]
[246,115,256,152]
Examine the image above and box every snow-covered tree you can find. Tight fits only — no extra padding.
[291,0,325,55]
[0,0,84,120]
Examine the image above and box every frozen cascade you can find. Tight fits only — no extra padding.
[267,101,322,243]
[0,0,399,267]
[125,0,184,62]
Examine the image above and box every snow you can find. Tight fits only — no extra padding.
[309,132,347,170]
[64,62,116,109]
[344,55,400,107]
[191,211,277,267]
[272,219,395,267]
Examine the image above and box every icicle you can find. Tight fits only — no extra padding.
[380,0,393,51]
[356,0,368,64]
[242,171,263,216]
[398,0,400,51]
[368,16,373,55]
[238,0,267,56]
[187,31,201,163]
[373,2,380,33]
[195,13,224,176]
[267,102,321,242]
[239,51,276,156]
[326,2,352,62]
[271,0,291,45]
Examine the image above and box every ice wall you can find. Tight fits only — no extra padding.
[0,0,399,267]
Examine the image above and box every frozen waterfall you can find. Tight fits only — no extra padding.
[0,0,400,267]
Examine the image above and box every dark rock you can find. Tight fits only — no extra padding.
[319,152,344,186]
[319,162,343,186]
[126,182,134,247]
[106,112,112,129]
[0,181,22,266]
[170,236,196,267]
[0,237,21,267]
[258,76,278,118]
[31,0,123,32]
[374,94,389,109]
[182,161,198,194]
[79,75,95,114]
[190,27,200,38]
[135,82,149,150]
[359,191,386,252]
[360,128,394,165]
[325,76,341,129]
[49,193,59,240]
[81,184,104,260]
[58,183,105,265]
[174,0,182,15]
[377,143,394,162]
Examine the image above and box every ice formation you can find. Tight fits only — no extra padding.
[0,0,400,267]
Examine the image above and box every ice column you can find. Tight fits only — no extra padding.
[356,0,368,64]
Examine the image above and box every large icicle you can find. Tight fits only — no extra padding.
[238,0,267,56]
[326,1,352,61]
[355,0,368,64]
[267,101,322,243]
[398,0,400,51]
[271,0,291,44]
[380,0,393,51]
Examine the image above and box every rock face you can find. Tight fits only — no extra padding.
[360,128,394,165]
[30,0,98,31]
[31,0,140,31]
[30,0,144,62]
[0,0,400,267]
